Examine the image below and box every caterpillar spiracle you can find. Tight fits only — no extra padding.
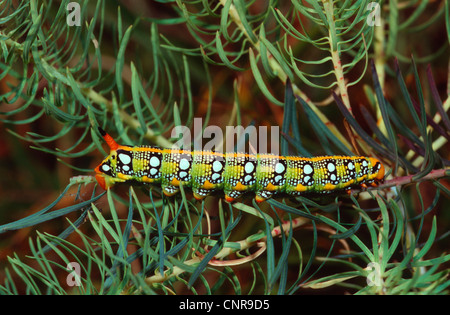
[94,128,385,202]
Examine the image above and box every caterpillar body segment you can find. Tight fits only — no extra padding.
[95,128,385,202]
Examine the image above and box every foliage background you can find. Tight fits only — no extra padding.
[0,0,449,294]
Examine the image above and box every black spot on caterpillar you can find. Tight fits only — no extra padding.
[95,128,385,202]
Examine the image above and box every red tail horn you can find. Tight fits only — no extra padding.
[98,127,119,150]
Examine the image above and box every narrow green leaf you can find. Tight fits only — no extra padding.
[297,94,353,156]
[232,202,273,226]
[232,0,258,43]
[414,216,437,262]
[215,31,244,71]
[259,25,293,81]
[249,48,284,106]
[23,8,41,62]
[130,62,147,135]
[330,214,362,240]
[317,214,374,261]
[116,25,133,102]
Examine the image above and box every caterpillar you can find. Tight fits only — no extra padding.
[94,128,385,202]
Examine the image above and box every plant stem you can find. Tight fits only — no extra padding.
[86,88,173,148]
[323,0,350,110]
[368,168,450,192]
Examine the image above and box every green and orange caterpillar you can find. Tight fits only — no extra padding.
[95,128,385,202]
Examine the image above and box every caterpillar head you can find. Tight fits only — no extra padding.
[94,128,125,190]
[369,157,385,182]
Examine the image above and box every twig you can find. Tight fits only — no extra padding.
[86,88,173,148]
[352,168,450,195]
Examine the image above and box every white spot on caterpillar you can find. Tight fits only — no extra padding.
[150,168,158,176]
[244,161,255,174]
[303,164,313,175]
[327,162,335,172]
[179,158,190,170]
[244,174,253,183]
[150,156,160,167]
[102,164,110,172]
[119,153,131,165]
[212,160,223,172]
[275,162,285,174]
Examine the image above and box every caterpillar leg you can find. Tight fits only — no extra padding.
[162,184,179,197]
[355,179,381,192]
[224,190,244,203]
[193,188,210,200]
[255,190,274,203]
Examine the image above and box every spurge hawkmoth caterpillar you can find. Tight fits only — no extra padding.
[95,128,385,202]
